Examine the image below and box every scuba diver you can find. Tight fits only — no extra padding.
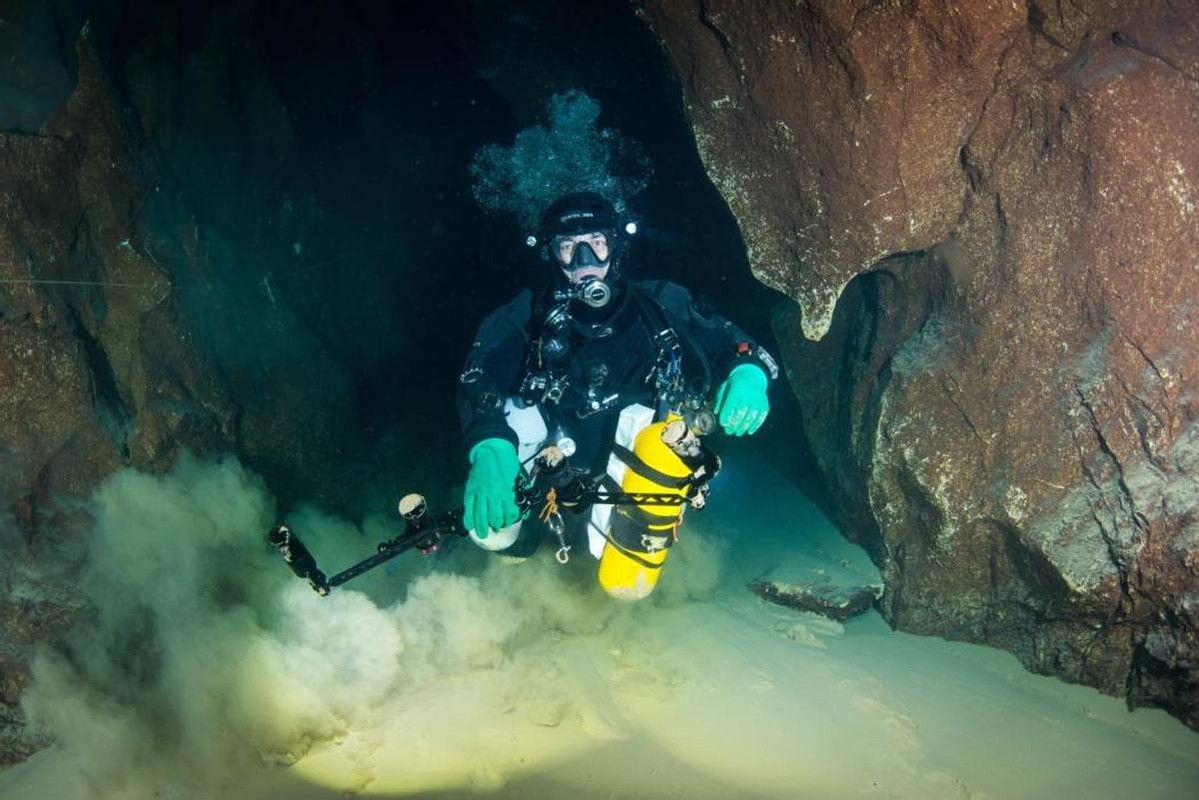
[456,192,779,600]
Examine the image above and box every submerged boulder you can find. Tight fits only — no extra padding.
[751,577,881,622]
[638,0,1199,727]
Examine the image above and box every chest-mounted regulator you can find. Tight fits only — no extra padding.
[518,277,620,406]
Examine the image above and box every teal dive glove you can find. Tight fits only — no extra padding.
[714,364,770,436]
[463,438,523,538]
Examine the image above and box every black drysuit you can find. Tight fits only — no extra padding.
[457,278,772,477]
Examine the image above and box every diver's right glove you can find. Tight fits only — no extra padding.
[463,438,523,538]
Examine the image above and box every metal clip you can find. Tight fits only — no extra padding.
[539,488,571,564]
[553,534,571,564]
[546,512,570,563]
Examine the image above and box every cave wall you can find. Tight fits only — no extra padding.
[0,1,393,762]
[636,0,1199,727]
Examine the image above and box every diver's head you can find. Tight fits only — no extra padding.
[534,192,630,284]
[554,231,610,284]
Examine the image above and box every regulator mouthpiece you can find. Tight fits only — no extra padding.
[552,277,612,308]
[576,277,611,308]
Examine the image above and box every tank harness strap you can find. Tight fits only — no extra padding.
[588,474,679,567]
[597,473,621,493]
[614,501,683,530]
[627,285,683,421]
[611,443,692,491]
[596,519,674,570]
[638,281,713,401]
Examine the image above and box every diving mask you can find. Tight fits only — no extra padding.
[553,232,610,270]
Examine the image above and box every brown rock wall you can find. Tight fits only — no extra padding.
[638,0,1033,339]
[0,21,359,763]
[0,33,213,765]
[1,32,234,524]
[638,0,1199,726]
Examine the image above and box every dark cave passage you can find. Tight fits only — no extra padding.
[62,0,808,513]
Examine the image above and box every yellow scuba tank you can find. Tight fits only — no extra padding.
[597,416,693,601]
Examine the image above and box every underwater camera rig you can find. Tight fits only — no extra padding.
[267,420,720,595]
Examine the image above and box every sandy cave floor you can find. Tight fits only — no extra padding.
[1,450,1196,800]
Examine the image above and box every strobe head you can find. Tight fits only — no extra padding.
[268,524,330,596]
[398,493,427,522]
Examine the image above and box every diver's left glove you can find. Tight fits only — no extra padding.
[463,438,523,538]
[713,364,770,436]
